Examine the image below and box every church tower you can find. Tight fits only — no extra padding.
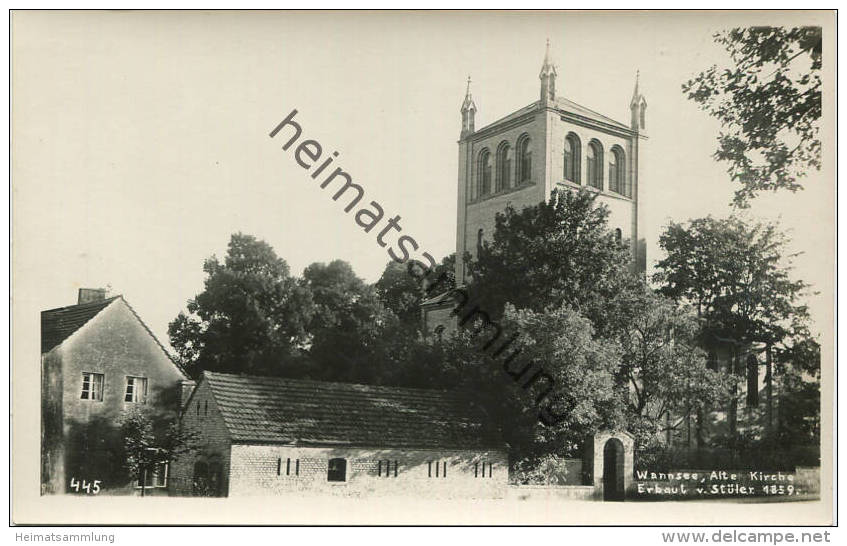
[422,43,647,335]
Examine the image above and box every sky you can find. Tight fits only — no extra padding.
[13,10,835,351]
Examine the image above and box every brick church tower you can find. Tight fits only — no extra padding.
[422,41,647,336]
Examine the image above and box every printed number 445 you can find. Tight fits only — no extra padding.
[69,477,101,494]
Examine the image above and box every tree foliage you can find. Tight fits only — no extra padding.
[300,260,396,384]
[120,406,194,490]
[653,215,810,348]
[608,285,731,445]
[683,26,822,207]
[374,254,455,330]
[168,233,314,377]
[467,188,637,335]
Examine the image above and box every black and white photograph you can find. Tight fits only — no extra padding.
[10,9,836,527]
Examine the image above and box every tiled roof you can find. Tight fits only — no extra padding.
[473,97,630,135]
[203,371,504,450]
[41,296,120,353]
[554,97,630,130]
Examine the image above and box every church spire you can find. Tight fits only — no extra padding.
[630,70,647,131]
[460,76,477,138]
[539,39,557,105]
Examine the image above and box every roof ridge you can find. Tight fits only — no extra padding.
[41,295,121,315]
[204,371,466,398]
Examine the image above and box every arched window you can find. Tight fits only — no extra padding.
[614,228,622,243]
[477,228,484,256]
[516,134,532,184]
[495,141,511,192]
[609,146,626,196]
[328,458,347,482]
[587,140,604,190]
[564,133,581,183]
[477,149,492,198]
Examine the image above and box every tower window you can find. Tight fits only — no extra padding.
[477,228,484,257]
[564,133,581,183]
[746,354,759,407]
[477,149,492,197]
[516,134,532,184]
[495,141,511,192]
[327,458,347,482]
[609,146,626,196]
[587,140,604,190]
[615,228,622,243]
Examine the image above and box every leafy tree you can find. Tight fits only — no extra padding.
[467,188,637,335]
[653,215,810,348]
[120,406,195,495]
[301,260,397,384]
[774,336,821,448]
[654,215,814,447]
[608,284,731,447]
[430,304,623,463]
[683,27,822,207]
[168,233,314,377]
[374,254,456,330]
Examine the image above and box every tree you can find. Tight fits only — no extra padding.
[168,233,314,377]
[429,304,624,463]
[654,215,813,446]
[120,406,195,496]
[653,215,810,348]
[608,284,731,447]
[467,188,637,335]
[374,254,455,329]
[301,260,397,384]
[683,27,822,207]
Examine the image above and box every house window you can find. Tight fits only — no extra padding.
[495,141,511,192]
[137,462,168,488]
[609,146,626,196]
[327,458,347,482]
[517,134,532,184]
[564,133,581,183]
[429,461,447,478]
[204,400,208,416]
[80,372,104,401]
[587,140,603,190]
[477,149,492,197]
[378,460,399,478]
[279,457,299,476]
[124,376,148,404]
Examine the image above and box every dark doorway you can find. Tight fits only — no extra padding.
[328,458,347,482]
[603,439,625,501]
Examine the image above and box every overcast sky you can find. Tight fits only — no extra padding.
[13,10,834,351]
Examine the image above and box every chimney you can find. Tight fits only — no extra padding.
[77,288,107,305]
[178,379,197,413]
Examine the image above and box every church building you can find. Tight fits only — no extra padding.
[422,42,647,335]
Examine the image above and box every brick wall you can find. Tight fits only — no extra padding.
[169,379,232,496]
[227,444,509,499]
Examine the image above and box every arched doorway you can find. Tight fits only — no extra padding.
[603,438,625,501]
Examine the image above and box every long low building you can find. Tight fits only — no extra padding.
[170,371,508,498]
